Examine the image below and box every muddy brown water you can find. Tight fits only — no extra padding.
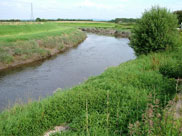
[0,34,136,111]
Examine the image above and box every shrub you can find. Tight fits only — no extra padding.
[159,62,182,79]
[174,10,182,25]
[130,6,179,56]
[128,97,182,136]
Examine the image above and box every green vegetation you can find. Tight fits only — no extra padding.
[110,18,138,23]
[35,18,93,22]
[0,22,133,67]
[129,82,182,136]
[0,29,86,62]
[0,22,133,42]
[56,21,134,31]
[0,26,86,66]
[0,19,21,22]
[0,12,181,135]
[0,23,87,67]
[159,61,182,79]
[174,10,182,25]
[0,39,181,135]
[0,23,75,41]
[130,6,179,56]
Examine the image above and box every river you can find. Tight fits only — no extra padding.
[0,33,136,111]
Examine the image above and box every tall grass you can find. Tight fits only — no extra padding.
[129,82,182,136]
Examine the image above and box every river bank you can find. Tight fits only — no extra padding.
[0,22,134,72]
[0,22,181,135]
[0,34,135,111]
[0,40,181,135]
[80,27,131,37]
[0,29,86,72]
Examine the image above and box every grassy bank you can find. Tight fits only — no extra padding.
[0,22,133,71]
[0,22,181,135]
[0,38,181,135]
[0,23,86,71]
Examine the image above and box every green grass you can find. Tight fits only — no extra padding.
[0,23,76,42]
[0,22,133,41]
[0,22,133,65]
[0,23,61,36]
[128,83,182,136]
[56,22,134,31]
[0,43,181,135]
[0,22,88,65]
[0,29,86,65]
[56,22,116,28]
[0,21,180,136]
[0,29,86,64]
[0,22,134,43]
[0,23,182,136]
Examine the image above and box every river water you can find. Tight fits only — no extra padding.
[0,33,136,111]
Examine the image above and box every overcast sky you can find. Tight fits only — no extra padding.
[0,0,182,20]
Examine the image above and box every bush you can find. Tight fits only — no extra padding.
[130,6,179,56]
[174,10,182,25]
[159,62,182,79]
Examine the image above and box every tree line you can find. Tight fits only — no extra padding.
[109,18,139,23]
[35,18,93,22]
[0,19,21,22]
[109,10,182,25]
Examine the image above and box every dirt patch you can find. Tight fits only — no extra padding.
[174,94,182,118]
[44,125,69,136]
[170,79,182,119]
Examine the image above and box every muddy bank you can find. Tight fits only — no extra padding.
[80,28,131,38]
[0,30,86,72]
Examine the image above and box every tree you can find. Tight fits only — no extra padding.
[130,6,179,56]
[35,18,41,22]
[174,10,182,25]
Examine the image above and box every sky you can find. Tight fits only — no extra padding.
[0,0,182,20]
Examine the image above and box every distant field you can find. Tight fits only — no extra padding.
[56,21,134,31]
[0,23,78,42]
[0,21,133,42]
